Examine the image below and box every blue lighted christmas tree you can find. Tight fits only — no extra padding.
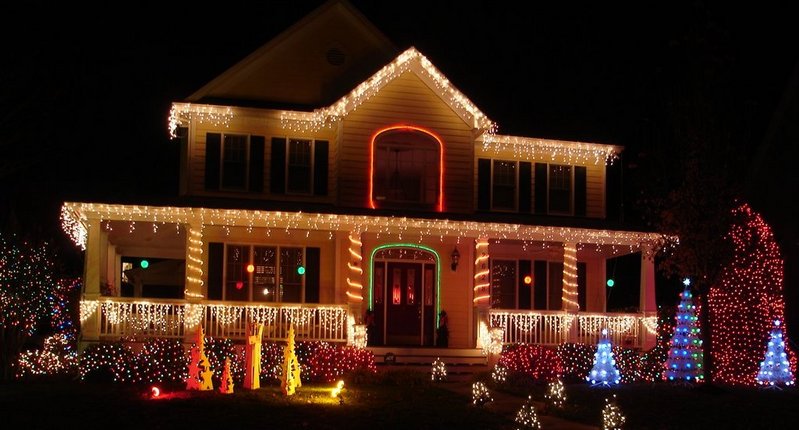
[663,279,704,382]
[756,320,795,387]
[587,328,620,385]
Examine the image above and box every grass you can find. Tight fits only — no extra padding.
[0,373,515,430]
[490,377,799,429]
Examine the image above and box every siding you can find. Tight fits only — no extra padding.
[339,71,474,213]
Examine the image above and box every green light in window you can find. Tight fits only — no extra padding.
[606,278,615,287]
[297,266,306,275]
[140,260,149,269]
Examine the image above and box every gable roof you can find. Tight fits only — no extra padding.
[187,0,398,108]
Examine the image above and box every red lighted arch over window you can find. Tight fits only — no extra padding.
[369,125,445,212]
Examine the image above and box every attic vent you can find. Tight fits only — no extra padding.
[326,47,346,66]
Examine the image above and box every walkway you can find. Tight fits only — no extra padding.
[438,381,599,430]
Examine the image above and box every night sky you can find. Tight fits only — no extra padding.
[2,1,798,306]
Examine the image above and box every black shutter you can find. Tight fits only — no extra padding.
[205,133,221,191]
[574,166,587,216]
[577,262,587,311]
[534,163,548,214]
[178,127,189,195]
[477,158,491,210]
[533,260,548,310]
[519,161,532,213]
[305,247,320,303]
[249,135,265,193]
[518,259,532,310]
[207,243,224,300]
[313,140,329,196]
[270,137,286,194]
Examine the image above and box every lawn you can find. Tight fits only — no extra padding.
[494,378,799,429]
[0,375,515,430]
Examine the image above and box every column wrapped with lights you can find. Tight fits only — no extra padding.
[474,238,490,305]
[587,328,621,385]
[346,232,364,304]
[663,281,704,382]
[708,203,796,386]
[562,243,579,311]
[185,224,205,299]
[756,320,795,387]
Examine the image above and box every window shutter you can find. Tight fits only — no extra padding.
[518,162,532,213]
[574,166,587,216]
[533,260,548,310]
[249,135,265,193]
[207,242,224,300]
[577,262,587,311]
[270,137,286,194]
[477,158,491,210]
[204,133,221,191]
[305,247,320,303]
[313,140,329,196]
[518,259,532,310]
[534,163,548,214]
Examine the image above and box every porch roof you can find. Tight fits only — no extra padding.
[62,201,664,253]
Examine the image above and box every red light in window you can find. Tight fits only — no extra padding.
[246,264,255,273]
[524,275,532,285]
[236,281,244,290]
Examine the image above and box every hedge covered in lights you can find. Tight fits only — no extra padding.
[79,338,376,384]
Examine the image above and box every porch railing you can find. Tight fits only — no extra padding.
[82,297,349,343]
[489,309,654,349]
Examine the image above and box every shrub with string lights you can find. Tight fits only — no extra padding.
[205,336,244,385]
[498,343,562,382]
[639,307,674,382]
[304,342,377,383]
[131,338,187,384]
[79,342,137,382]
[708,203,797,385]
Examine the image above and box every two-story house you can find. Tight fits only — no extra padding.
[63,0,660,359]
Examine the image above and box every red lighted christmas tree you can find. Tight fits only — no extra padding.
[708,203,797,385]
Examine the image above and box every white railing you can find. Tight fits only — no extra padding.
[489,309,649,348]
[84,298,349,343]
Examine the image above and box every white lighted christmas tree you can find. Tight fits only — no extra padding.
[756,320,796,387]
[587,328,620,385]
[514,395,542,429]
[664,279,704,382]
[431,357,447,382]
[602,394,626,430]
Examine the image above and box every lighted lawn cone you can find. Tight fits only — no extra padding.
[243,322,264,389]
[219,358,234,394]
[280,324,302,395]
[186,325,214,391]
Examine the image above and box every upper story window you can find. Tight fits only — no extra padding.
[271,137,328,196]
[370,126,443,211]
[548,164,572,214]
[492,160,518,210]
[205,133,264,193]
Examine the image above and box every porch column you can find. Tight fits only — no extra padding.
[474,237,490,349]
[183,223,205,342]
[82,217,102,343]
[562,243,580,343]
[346,232,365,343]
[640,245,657,349]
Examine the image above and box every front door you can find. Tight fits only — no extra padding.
[385,262,422,345]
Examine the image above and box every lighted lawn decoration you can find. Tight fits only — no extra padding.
[331,380,345,404]
[756,320,796,387]
[186,325,214,391]
[280,325,302,395]
[244,323,264,389]
[471,381,493,406]
[431,357,447,382]
[587,328,620,385]
[514,395,542,429]
[544,378,566,411]
[602,394,625,430]
[663,279,704,382]
[219,358,234,394]
[491,363,507,383]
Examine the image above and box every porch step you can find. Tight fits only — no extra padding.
[368,347,488,366]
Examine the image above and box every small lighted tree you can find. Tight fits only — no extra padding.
[280,325,302,395]
[492,363,508,384]
[514,395,542,429]
[663,279,704,382]
[186,325,213,391]
[602,394,626,430]
[544,378,566,411]
[431,357,447,382]
[756,320,796,387]
[472,381,493,406]
[587,328,620,385]
[219,358,234,394]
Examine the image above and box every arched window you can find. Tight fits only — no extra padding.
[370,126,443,211]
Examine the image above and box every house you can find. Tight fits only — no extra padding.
[62,0,660,359]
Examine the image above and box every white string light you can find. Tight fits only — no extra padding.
[346,232,364,302]
[562,244,580,311]
[168,103,233,139]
